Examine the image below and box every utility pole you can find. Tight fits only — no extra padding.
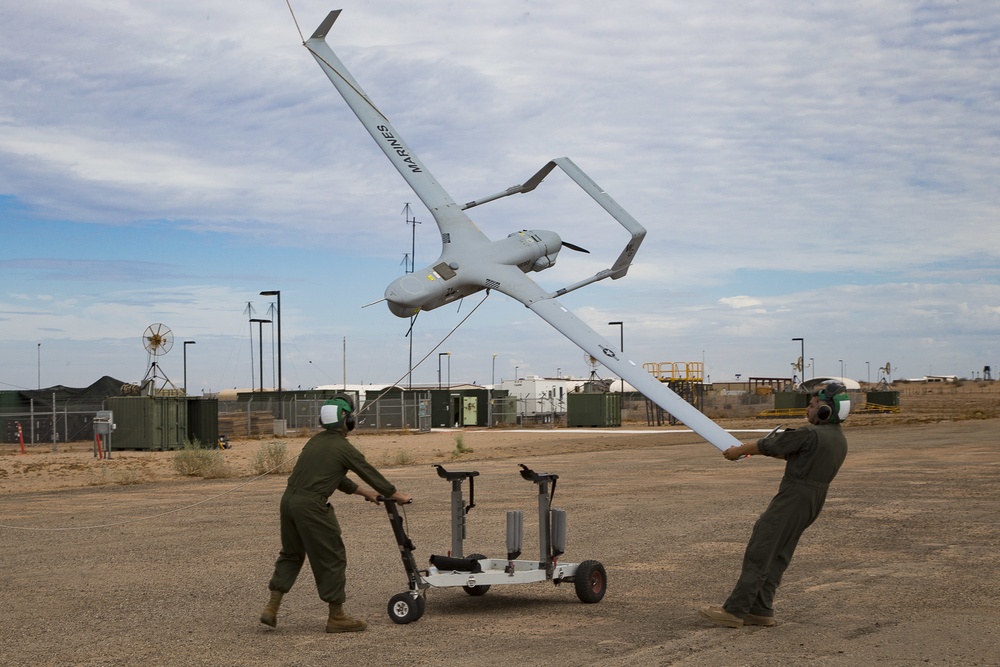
[260,290,283,419]
[250,319,271,392]
[243,301,256,390]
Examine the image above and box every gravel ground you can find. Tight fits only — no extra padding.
[2,419,999,666]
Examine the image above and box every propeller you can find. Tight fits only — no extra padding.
[562,241,590,254]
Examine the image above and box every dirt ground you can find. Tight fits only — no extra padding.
[2,391,999,666]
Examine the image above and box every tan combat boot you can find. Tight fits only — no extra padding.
[326,603,367,633]
[259,590,283,628]
[698,605,744,628]
[743,613,776,627]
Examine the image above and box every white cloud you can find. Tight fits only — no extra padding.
[719,296,765,310]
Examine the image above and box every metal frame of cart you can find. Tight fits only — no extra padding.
[379,463,607,624]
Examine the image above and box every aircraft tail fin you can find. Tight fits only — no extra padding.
[550,158,646,279]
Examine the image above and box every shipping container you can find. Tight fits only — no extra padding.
[107,396,188,450]
[567,392,621,427]
[186,398,219,448]
[866,391,900,407]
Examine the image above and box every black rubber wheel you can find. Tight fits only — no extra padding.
[573,560,607,603]
[462,554,491,596]
[387,592,425,624]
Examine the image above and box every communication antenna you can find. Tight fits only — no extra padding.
[874,361,893,386]
[403,202,421,274]
[140,323,178,395]
[403,202,422,389]
[791,356,803,384]
[244,301,257,391]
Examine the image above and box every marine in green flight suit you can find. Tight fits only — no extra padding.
[700,381,850,628]
[259,395,411,632]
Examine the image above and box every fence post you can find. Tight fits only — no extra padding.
[51,392,57,453]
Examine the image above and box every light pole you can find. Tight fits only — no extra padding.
[866,361,870,384]
[183,341,196,396]
[37,342,41,389]
[250,319,272,392]
[609,321,624,396]
[608,321,624,351]
[438,352,450,390]
[260,290,282,415]
[490,354,497,427]
[792,337,804,387]
[839,359,844,379]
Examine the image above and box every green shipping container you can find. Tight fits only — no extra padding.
[187,398,219,448]
[107,396,188,450]
[866,391,900,407]
[774,392,810,410]
[567,392,621,427]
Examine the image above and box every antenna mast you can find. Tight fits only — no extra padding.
[244,301,256,391]
[403,203,422,389]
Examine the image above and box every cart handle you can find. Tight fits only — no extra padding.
[375,496,413,505]
[433,464,480,481]
[519,463,558,507]
[434,464,477,514]
[518,463,558,483]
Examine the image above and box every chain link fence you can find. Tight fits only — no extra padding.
[217,392,435,435]
[2,388,781,447]
[2,410,96,448]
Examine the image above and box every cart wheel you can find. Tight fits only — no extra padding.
[387,592,425,624]
[462,554,491,596]
[573,560,607,603]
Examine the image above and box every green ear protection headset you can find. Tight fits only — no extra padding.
[320,394,356,431]
[815,382,850,423]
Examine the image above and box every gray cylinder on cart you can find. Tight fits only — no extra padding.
[506,510,523,559]
[550,508,566,556]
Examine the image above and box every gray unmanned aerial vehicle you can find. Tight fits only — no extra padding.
[304,10,741,452]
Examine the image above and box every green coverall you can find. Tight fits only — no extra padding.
[723,422,848,618]
[267,428,397,604]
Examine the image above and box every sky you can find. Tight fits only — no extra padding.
[2,0,998,396]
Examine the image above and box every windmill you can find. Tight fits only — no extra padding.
[140,323,179,395]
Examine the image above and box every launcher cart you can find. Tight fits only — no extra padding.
[380,463,607,624]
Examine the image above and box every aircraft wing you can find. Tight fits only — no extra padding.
[485,267,742,452]
[304,11,489,248]
[532,297,742,451]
